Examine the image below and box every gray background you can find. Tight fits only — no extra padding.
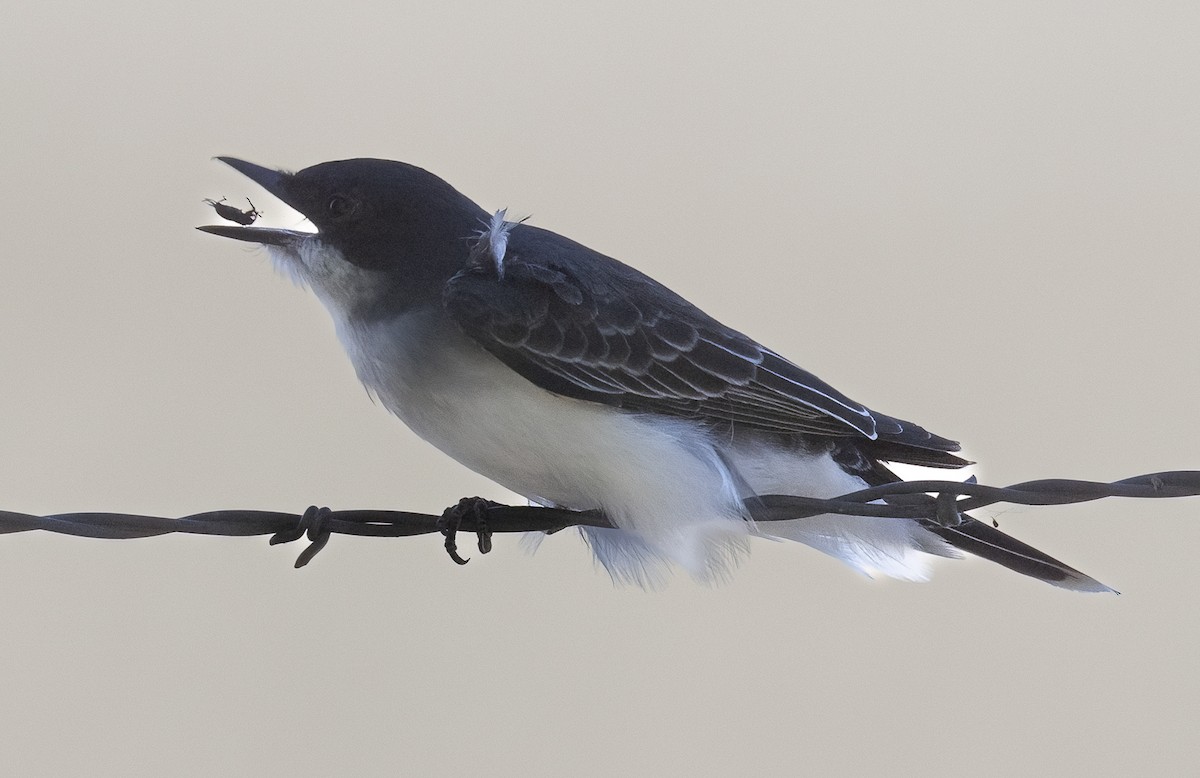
[2,2,1197,775]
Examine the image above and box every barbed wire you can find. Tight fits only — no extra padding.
[2,470,1196,567]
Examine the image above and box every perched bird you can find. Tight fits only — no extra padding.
[199,157,1110,592]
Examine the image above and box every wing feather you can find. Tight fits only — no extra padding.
[443,224,960,455]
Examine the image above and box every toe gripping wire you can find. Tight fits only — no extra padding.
[437,497,500,565]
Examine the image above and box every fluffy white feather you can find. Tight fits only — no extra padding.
[468,208,524,280]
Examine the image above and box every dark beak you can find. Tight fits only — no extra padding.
[197,157,311,246]
[196,224,307,245]
[215,157,290,200]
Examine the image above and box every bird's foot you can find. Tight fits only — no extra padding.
[438,497,500,565]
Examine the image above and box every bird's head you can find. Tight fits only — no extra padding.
[199,157,487,318]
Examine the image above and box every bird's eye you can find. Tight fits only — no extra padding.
[327,195,357,219]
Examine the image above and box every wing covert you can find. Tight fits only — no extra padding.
[443,222,959,457]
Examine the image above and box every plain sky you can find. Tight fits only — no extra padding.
[1,2,1198,776]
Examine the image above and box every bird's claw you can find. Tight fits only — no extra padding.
[438,497,499,565]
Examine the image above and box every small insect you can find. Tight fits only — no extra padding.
[204,197,262,226]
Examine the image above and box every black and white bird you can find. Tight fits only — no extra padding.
[199,157,1110,592]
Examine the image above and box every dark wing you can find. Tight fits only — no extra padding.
[443,224,962,461]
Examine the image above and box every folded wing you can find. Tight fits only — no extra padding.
[443,224,963,465]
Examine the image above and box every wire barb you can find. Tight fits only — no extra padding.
[934,490,963,528]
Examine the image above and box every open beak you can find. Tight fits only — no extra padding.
[197,157,311,246]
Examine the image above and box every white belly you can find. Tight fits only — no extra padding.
[337,309,748,557]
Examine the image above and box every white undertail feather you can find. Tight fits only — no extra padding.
[730,443,960,581]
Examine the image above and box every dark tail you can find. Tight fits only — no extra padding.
[924,518,1116,593]
[833,440,1115,593]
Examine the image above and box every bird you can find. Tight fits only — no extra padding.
[198,156,1111,592]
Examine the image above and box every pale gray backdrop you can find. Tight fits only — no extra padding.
[1,3,1197,776]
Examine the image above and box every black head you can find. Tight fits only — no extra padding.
[200,157,488,274]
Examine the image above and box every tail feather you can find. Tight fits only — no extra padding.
[923,518,1116,593]
[833,440,1115,593]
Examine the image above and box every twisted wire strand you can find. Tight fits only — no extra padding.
[2,470,1196,567]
